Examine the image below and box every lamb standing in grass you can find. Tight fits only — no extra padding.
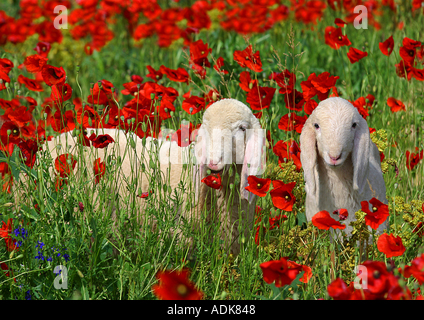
[299,97,388,235]
[15,98,265,255]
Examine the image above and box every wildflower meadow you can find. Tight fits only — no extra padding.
[1,0,424,302]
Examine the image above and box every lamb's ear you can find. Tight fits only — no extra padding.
[193,126,207,202]
[300,118,318,198]
[352,116,370,195]
[241,123,266,204]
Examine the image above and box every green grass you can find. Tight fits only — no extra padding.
[1,2,424,300]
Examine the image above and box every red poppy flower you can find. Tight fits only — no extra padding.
[311,210,346,230]
[406,149,424,172]
[159,65,190,84]
[277,113,307,134]
[351,96,369,119]
[146,65,163,82]
[171,122,198,147]
[50,110,76,134]
[0,58,14,75]
[3,105,34,129]
[377,233,406,258]
[324,26,352,50]
[260,257,303,288]
[334,18,347,27]
[246,84,276,110]
[269,180,296,211]
[413,210,424,237]
[332,208,348,221]
[387,97,405,113]
[0,59,12,89]
[272,139,302,171]
[239,71,257,92]
[304,99,318,115]
[0,218,12,239]
[76,104,101,128]
[301,72,339,101]
[274,69,296,95]
[399,37,421,66]
[395,59,414,80]
[17,139,39,169]
[182,95,205,115]
[23,54,48,73]
[0,162,13,193]
[189,39,212,68]
[379,35,394,56]
[287,260,313,283]
[0,262,16,282]
[51,83,72,104]
[347,47,368,64]
[93,158,106,184]
[0,218,18,251]
[87,79,117,106]
[137,192,150,199]
[233,45,263,72]
[33,41,51,58]
[0,121,23,154]
[245,176,271,197]
[360,198,390,230]
[284,89,305,111]
[55,154,77,178]
[17,75,44,92]
[201,174,222,189]
[359,260,394,298]
[213,57,228,75]
[41,64,66,87]
[402,254,424,285]
[88,133,115,149]
[327,278,352,300]
[152,269,203,300]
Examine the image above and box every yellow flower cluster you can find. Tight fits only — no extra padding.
[370,129,397,174]
[392,196,424,240]
[348,210,372,242]
[262,224,316,259]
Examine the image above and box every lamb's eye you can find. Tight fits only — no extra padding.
[239,125,246,132]
[352,122,357,128]
[314,123,320,129]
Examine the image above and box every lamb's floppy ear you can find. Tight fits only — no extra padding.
[241,119,265,204]
[193,125,208,201]
[300,117,318,198]
[352,116,370,195]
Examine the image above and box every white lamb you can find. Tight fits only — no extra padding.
[15,98,265,255]
[299,97,388,235]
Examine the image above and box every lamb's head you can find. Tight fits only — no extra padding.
[194,98,265,203]
[300,97,371,196]
[310,97,364,167]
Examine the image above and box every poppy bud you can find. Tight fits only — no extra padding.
[212,91,218,101]
[129,137,136,149]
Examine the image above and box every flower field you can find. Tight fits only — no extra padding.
[1,0,424,301]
